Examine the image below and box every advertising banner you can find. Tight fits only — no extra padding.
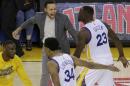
[57,3,130,41]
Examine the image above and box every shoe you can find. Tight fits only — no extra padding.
[26,40,32,51]
[16,40,24,57]
[16,50,24,57]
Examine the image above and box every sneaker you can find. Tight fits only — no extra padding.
[16,50,24,57]
[26,40,32,51]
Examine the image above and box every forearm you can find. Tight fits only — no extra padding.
[73,43,85,58]
[73,56,110,69]
[114,39,124,57]
[82,61,110,69]
[107,28,124,57]
[20,17,35,29]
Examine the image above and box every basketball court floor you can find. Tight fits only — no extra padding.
[4,47,129,86]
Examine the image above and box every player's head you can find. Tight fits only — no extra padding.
[43,0,57,19]
[44,38,60,57]
[2,40,16,61]
[78,6,94,24]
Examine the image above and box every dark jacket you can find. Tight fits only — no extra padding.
[1,0,23,31]
[20,12,78,53]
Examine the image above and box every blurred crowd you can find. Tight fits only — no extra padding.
[0,0,45,52]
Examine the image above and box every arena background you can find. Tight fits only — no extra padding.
[56,2,130,47]
[0,1,130,86]
[0,1,130,47]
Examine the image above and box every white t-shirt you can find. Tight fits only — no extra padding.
[43,16,55,43]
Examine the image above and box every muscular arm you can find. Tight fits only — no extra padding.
[103,22,124,57]
[71,56,119,71]
[47,61,60,86]
[104,22,129,68]
[73,28,90,58]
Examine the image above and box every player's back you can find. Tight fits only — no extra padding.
[52,54,76,86]
[84,19,113,65]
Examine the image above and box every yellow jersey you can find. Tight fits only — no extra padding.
[0,52,32,86]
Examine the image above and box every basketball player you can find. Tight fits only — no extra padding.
[44,38,119,86]
[74,6,129,86]
[0,40,32,86]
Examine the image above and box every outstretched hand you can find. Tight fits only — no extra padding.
[118,56,129,68]
[12,27,21,40]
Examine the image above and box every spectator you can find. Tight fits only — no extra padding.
[0,40,32,86]
[12,0,78,85]
[1,0,24,57]
[16,0,35,51]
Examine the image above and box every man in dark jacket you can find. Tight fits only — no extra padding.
[12,0,78,85]
[1,0,24,57]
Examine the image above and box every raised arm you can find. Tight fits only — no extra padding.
[47,61,60,86]
[71,56,119,72]
[104,22,129,68]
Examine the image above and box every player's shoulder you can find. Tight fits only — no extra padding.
[80,27,91,36]
[48,60,58,66]
[48,60,54,64]
[78,27,92,43]
[47,60,59,71]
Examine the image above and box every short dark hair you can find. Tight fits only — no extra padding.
[44,0,56,8]
[44,38,60,51]
[82,6,94,16]
[2,40,15,48]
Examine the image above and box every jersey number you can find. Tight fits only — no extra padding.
[64,68,75,82]
[96,32,107,46]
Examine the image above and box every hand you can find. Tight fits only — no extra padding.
[12,27,21,39]
[118,56,129,68]
[108,65,120,72]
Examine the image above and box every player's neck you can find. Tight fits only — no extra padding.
[85,18,94,24]
[51,50,63,57]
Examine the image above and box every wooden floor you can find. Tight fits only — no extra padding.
[14,61,130,86]
[17,47,130,61]
[0,47,130,86]
[0,46,130,61]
